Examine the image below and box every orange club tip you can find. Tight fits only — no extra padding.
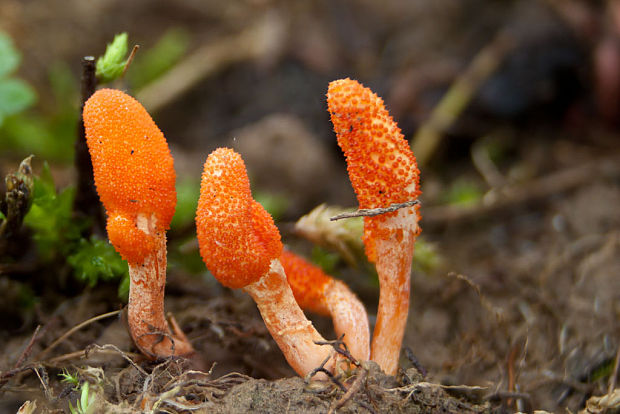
[279,249,332,315]
[327,78,421,261]
[83,88,176,263]
[195,148,282,289]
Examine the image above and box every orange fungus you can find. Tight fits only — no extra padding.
[83,88,176,264]
[326,78,421,261]
[195,148,282,289]
[279,249,332,315]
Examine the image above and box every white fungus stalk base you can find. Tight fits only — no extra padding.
[324,280,370,362]
[127,213,193,358]
[369,206,418,375]
[243,259,337,377]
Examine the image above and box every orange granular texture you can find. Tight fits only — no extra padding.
[195,148,283,289]
[83,89,176,264]
[279,250,331,315]
[327,78,421,262]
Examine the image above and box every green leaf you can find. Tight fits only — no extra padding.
[0,78,36,126]
[0,32,20,78]
[67,237,128,287]
[80,381,90,411]
[96,33,129,83]
[23,165,84,260]
[59,369,80,388]
[33,162,56,198]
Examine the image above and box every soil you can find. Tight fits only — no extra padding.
[1,1,620,413]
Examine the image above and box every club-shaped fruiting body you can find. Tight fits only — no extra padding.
[84,88,193,359]
[327,78,421,375]
[280,249,370,362]
[195,148,339,377]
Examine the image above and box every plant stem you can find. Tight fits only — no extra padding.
[74,56,104,235]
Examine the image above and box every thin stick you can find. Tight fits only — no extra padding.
[314,334,360,367]
[13,325,41,369]
[404,347,427,378]
[85,344,148,376]
[32,366,51,399]
[305,349,346,392]
[121,45,140,78]
[329,365,368,414]
[43,346,143,368]
[73,55,104,234]
[330,200,420,221]
[36,310,121,360]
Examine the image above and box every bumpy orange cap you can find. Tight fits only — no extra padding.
[327,78,421,262]
[279,249,332,315]
[195,148,282,289]
[83,88,176,264]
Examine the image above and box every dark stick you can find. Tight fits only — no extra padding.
[73,56,104,236]
[13,325,41,369]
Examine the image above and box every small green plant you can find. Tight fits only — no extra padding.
[95,33,130,84]
[22,162,129,298]
[67,236,129,289]
[58,368,80,389]
[68,381,96,414]
[23,162,81,260]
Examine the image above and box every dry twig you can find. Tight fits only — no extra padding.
[328,364,368,414]
[121,45,140,78]
[36,310,121,361]
[13,325,41,370]
[330,200,420,221]
[85,344,148,376]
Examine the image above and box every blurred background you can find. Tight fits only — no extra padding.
[0,0,619,412]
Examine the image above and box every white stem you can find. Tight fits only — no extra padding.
[127,213,193,358]
[244,259,335,377]
[323,280,370,362]
[369,206,417,375]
